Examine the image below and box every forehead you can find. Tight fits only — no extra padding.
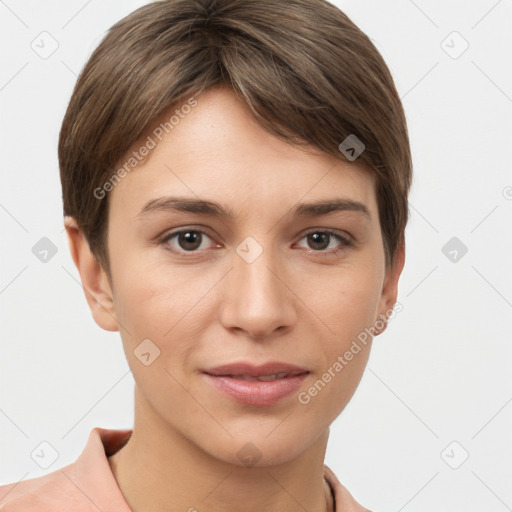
[107,86,377,223]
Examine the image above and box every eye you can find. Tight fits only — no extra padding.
[160,229,219,253]
[159,227,354,256]
[296,229,353,255]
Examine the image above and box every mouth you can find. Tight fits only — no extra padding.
[203,361,310,378]
[202,362,310,406]
[206,371,309,381]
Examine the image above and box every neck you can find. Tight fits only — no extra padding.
[108,389,334,512]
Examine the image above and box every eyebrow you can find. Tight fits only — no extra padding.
[136,196,371,221]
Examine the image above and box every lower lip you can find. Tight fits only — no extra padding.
[203,373,309,406]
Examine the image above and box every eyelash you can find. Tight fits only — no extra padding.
[159,227,354,256]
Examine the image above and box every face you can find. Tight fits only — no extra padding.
[77,85,403,467]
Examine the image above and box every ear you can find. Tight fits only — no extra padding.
[374,241,406,336]
[64,216,119,332]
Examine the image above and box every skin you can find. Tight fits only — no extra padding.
[65,84,405,512]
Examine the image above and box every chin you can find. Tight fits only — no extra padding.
[198,427,317,468]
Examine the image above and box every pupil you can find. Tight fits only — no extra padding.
[309,232,329,250]
[179,231,201,251]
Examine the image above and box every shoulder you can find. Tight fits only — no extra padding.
[0,427,132,511]
[0,463,91,510]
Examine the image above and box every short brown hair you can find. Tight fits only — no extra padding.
[59,0,412,278]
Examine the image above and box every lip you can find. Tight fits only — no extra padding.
[203,361,309,378]
[202,361,310,406]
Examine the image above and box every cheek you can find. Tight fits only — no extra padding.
[310,262,382,341]
[304,263,381,402]
[299,276,377,423]
[304,347,371,432]
[114,279,186,340]
[111,258,216,367]
[112,245,383,357]
[109,238,179,327]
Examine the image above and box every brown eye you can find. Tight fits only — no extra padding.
[161,229,216,253]
[176,231,203,251]
[298,230,353,255]
[306,232,330,251]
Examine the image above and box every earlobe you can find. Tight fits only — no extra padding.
[374,242,406,336]
[64,216,119,332]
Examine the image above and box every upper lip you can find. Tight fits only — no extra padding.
[203,362,310,378]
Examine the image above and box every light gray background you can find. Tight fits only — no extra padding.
[1,1,511,510]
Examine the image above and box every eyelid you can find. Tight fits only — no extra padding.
[301,227,354,243]
[159,226,218,249]
[295,228,354,254]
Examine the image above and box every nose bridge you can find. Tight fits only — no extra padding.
[220,234,296,338]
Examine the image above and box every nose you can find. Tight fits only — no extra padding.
[219,239,297,340]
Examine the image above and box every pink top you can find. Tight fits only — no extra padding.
[0,427,371,511]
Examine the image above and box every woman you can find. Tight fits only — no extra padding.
[0,0,411,510]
